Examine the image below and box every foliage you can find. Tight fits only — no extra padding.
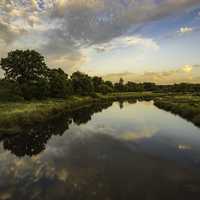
[48,68,72,98]
[114,78,125,92]
[98,84,113,95]
[0,79,23,102]
[20,78,49,100]
[104,81,113,89]
[71,71,94,96]
[0,50,48,83]
[92,76,103,92]
[154,94,200,127]
[0,50,49,100]
[1,49,200,101]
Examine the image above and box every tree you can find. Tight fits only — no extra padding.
[0,79,23,101]
[114,78,125,92]
[92,76,103,92]
[125,81,137,92]
[48,68,72,98]
[20,78,49,100]
[0,50,49,100]
[104,81,113,89]
[0,50,48,83]
[71,71,94,95]
[143,82,156,91]
[98,84,113,94]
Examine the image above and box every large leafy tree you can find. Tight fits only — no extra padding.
[48,68,72,98]
[114,78,125,92]
[0,50,48,83]
[0,50,49,100]
[92,76,103,92]
[71,71,94,96]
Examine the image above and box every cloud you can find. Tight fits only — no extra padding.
[0,0,200,71]
[103,65,200,84]
[47,52,88,73]
[0,19,26,44]
[179,26,193,34]
[27,15,40,27]
[46,0,200,45]
[94,36,159,52]
[182,65,193,73]
[120,127,158,141]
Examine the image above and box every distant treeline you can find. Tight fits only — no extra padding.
[0,50,200,101]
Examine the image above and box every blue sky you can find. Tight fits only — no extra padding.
[0,0,200,83]
[82,4,200,75]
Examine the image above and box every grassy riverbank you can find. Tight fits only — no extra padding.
[154,94,200,127]
[1,92,200,134]
[0,96,93,133]
[0,92,159,134]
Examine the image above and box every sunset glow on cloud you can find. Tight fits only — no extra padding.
[0,0,200,83]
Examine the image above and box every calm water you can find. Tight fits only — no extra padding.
[1,101,200,200]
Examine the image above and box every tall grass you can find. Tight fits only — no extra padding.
[1,92,200,135]
[154,94,200,127]
[0,92,158,134]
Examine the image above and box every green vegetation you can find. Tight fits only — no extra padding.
[1,49,200,102]
[0,96,93,133]
[154,94,200,127]
[0,92,160,134]
[0,49,200,134]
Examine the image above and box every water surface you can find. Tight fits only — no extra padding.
[1,101,200,200]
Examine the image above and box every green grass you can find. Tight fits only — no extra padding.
[97,91,164,100]
[0,92,159,134]
[0,96,94,132]
[154,94,200,127]
[1,92,200,135]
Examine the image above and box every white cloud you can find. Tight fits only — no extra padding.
[0,0,199,71]
[182,65,193,73]
[122,36,159,51]
[179,27,193,34]
[103,65,200,84]
[95,36,159,52]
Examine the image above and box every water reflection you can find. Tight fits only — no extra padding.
[1,133,200,200]
[1,102,112,157]
[1,101,200,200]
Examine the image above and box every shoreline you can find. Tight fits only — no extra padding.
[0,92,159,134]
[154,96,200,127]
[0,92,200,135]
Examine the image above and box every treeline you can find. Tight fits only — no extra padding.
[0,50,114,100]
[116,81,200,93]
[0,50,200,101]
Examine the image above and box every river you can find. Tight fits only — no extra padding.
[1,101,200,200]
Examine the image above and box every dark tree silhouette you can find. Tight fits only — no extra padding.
[71,71,94,95]
[0,50,49,100]
[48,68,72,98]
[0,50,48,83]
[92,76,103,92]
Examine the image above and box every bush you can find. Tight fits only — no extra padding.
[20,78,49,100]
[0,79,24,102]
[99,84,113,95]
[48,68,72,98]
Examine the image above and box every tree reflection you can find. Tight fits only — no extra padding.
[118,100,124,109]
[2,133,200,200]
[72,103,113,125]
[1,102,112,157]
[3,116,72,157]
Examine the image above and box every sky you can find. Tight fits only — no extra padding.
[0,0,200,84]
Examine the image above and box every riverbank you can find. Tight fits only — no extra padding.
[0,92,160,134]
[154,94,200,127]
[1,92,200,135]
